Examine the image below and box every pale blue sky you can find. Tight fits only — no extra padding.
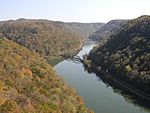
[0,0,150,22]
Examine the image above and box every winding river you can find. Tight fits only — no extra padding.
[54,41,150,113]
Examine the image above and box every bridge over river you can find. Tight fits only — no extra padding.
[66,55,83,64]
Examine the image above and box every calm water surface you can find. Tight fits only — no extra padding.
[54,42,150,113]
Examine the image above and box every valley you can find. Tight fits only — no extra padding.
[0,15,150,113]
[55,41,150,113]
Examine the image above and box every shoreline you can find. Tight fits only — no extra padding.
[82,57,150,103]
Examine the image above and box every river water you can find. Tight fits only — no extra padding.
[54,42,150,113]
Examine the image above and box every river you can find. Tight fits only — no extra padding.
[54,41,150,113]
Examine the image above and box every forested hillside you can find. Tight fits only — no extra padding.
[64,22,105,39]
[88,15,150,94]
[89,20,128,43]
[0,38,92,113]
[0,19,81,58]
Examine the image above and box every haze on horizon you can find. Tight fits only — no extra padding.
[0,0,149,23]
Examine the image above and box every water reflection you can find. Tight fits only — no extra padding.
[55,42,150,113]
[83,64,150,112]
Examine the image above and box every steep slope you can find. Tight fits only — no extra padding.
[89,20,128,42]
[0,19,82,58]
[64,22,105,39]
[0,38,92,113]
[87,15,150,94]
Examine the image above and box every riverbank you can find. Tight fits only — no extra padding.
[55,42,150,113]
[47,40,83,66]
[82,56,150,103]
[47,56,64,66]
[59,40,83,56]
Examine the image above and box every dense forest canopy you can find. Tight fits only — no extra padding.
[0,19,82,57]
[89,19,128,42]
[88,15,150,94]
[0,19,104,59]
[0,38,92,113]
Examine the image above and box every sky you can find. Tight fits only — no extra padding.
[0,0,150,23]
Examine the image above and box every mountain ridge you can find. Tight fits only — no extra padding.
[89,19,128,43]
[86,15,150,95]
[64,22,105,39]
[0,18,103,59]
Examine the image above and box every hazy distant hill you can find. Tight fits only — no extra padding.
[0,19,104,59]
[0,19,82,58]
[89,19,128,42]
[64,22,105,39]
[88,15,150,94]
[0,38,92,113]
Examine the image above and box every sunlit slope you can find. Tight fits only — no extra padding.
[0,38,93,113]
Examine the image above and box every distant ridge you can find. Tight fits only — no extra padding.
[0,18,104,58]
[0,19,82,57]
[64,22,105,39]
[88,15,150,95]
[89,19,128,42]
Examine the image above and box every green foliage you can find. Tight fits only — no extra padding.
[0,19,82,58]
[38,102,57,113]
[89,15,150,94]
[0,100,21,113]
[47,56,64,66]
[125,65,132,73]
[30,64,46,78]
